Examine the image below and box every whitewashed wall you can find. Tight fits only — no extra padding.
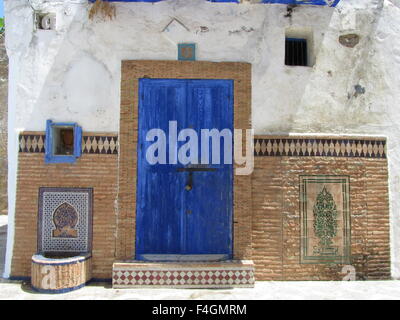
[4,0,400,279]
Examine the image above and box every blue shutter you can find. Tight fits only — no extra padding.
[45,120,82,164]
[74,124,82,158]
[45,120,53,163]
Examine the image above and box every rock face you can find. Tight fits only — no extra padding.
[0,32,7,216]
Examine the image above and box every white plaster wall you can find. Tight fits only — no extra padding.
[4,0,400,278]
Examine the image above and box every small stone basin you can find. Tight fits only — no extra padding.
[31,253,92,293]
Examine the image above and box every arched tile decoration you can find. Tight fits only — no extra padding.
[38,187,93,254]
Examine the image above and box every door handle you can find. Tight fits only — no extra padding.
[185,172,193,191]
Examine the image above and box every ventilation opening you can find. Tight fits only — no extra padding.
[35,12,56,31]
[52,126,75,156]
[285,38,308,67]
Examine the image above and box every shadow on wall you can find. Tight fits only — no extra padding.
[254,3,386,136]
[0,224,7,279]
[287,3,386,135]
[0,32,7,216]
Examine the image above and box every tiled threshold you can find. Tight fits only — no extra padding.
[112,260,255,289]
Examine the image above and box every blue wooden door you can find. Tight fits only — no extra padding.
[136,79,233,260]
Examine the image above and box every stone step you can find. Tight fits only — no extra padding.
[112,260,255,289]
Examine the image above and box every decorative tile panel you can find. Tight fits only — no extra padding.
[112,260,255,288]
[254,137,386,158]
[38,187,93,253]
[300,176,351,264]
[178,43,196,61]
[19,133,118,154]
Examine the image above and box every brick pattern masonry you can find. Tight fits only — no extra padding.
[10,132,390,281]
[11,134,118,279]
[252,136,390,280]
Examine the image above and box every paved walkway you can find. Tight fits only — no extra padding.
[0,279,399,300]
[1,215,400,300]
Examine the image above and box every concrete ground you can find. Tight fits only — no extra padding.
[0,215,400,300]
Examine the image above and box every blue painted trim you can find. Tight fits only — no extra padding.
[87,0,339,5]
[261,0,339,6]
[136,254,231,261]
[5,277,111,284]
[89,0,239,2]
[31,282,88,294]
[89,278,112,283]
[45,120,82,164]
[286,37,307,42]
[88,0,163,2]
[7,276,30,281]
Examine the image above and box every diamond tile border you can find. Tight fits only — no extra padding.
[19,134,385,159]
[19,133,118,155]
[112,260,255,289]
[254,137,387,159]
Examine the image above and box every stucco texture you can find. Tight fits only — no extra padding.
[4,0,400,278]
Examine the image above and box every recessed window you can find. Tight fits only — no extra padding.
[285,38,308,67]
[52,127,74,155]
[45,120,82,164]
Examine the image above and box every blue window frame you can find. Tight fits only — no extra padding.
[45,120,82,164]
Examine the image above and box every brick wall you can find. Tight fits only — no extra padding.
[10,133,391,281]
[10,133,118,279]
[9,63,391,282]
[252,136,390,280]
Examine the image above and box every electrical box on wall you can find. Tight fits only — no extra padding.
[35,12,56,31]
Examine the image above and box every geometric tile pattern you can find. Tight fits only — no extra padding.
[299,176,351,264]
[112,260,255,288]
[81,136,118,154]
[19,134,385,158]
[38,187,93,254]
[19,134,46,153]
[19,133,118,154]
[254,137,386,158]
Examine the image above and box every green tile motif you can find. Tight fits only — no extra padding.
[300,176,351,264]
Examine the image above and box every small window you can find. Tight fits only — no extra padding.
[285,38,308,67]
[45,120,82,164]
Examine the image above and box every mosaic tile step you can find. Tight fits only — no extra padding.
[112,260,255,289]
